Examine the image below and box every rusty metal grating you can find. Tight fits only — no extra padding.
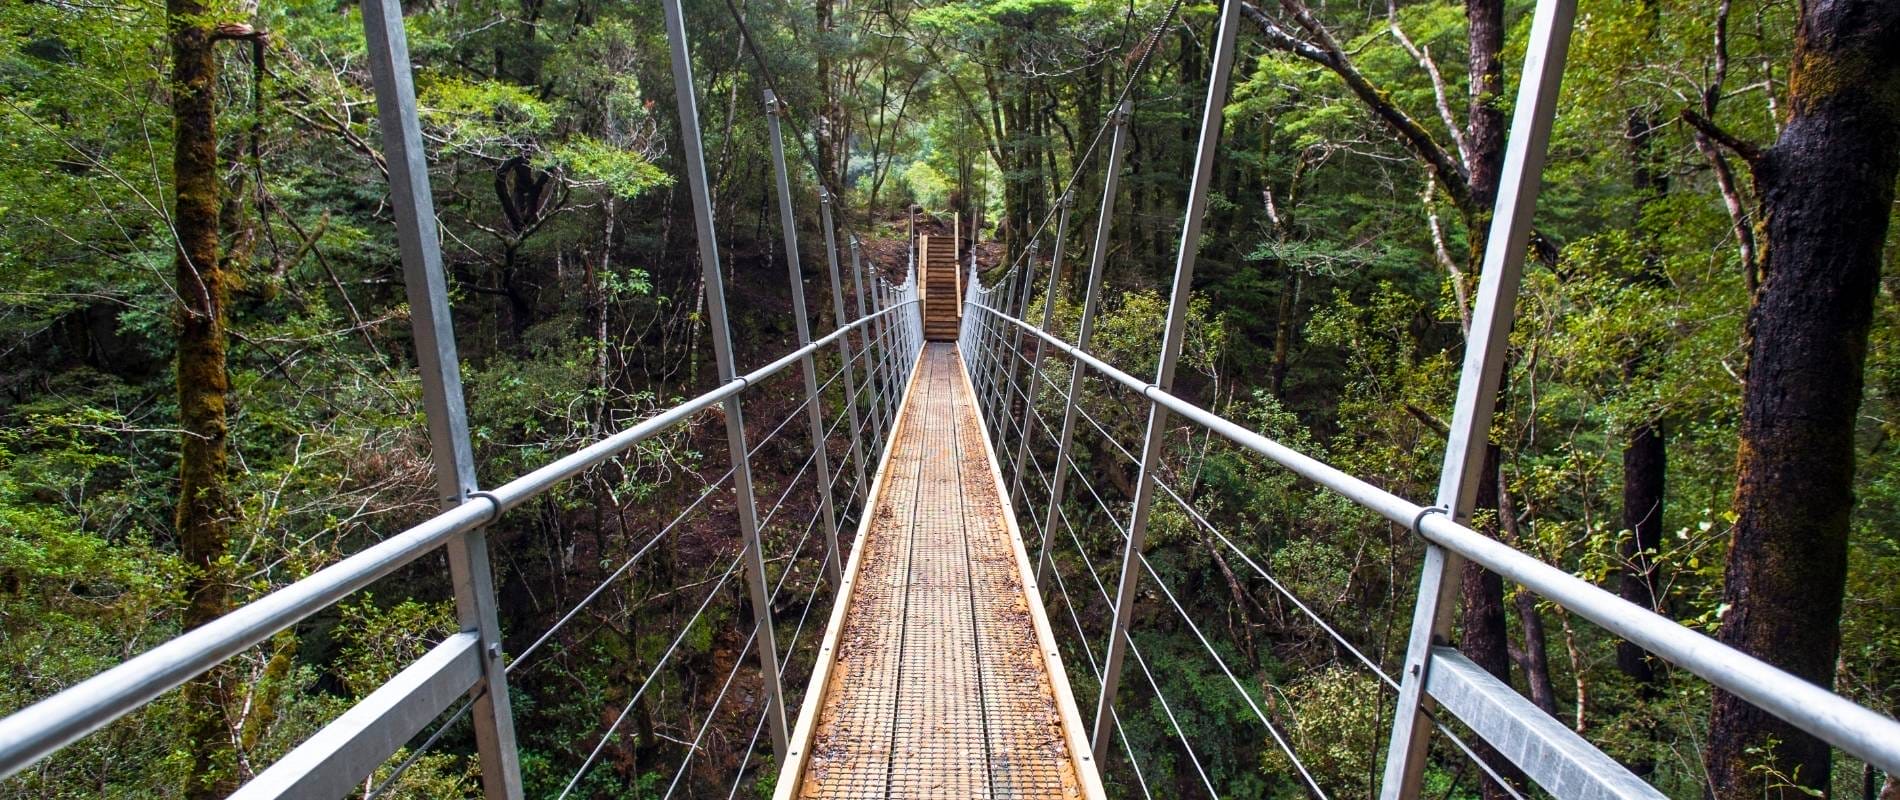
[797,344,1084,799]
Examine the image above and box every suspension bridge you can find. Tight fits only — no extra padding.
[3,0,1899,797]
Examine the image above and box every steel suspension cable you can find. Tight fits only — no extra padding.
[662,490,840,799]
[507,324,898,676]
[1020,449,1220,796]
[724,548,837,799]
[1040,537,1156,800]
[555,546,746,799]
[994,377,1299,793]
[985,310,1539,800]
[998,336,1405,688]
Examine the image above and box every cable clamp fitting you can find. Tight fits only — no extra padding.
[1410,505,1449,540]
[468,490,504,522]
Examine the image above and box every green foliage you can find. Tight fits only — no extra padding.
[541,136,672,199]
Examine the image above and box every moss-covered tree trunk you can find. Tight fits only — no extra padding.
[1707,1,1899,797]
[168,0,234,795]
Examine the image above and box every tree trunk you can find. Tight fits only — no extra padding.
[1460,0,1505,256]
[814,0,838,190]
[1270,267,1297,398]
[1612,1,1673,759]
[1617,105,1669,696]
[1498,472,1559,715]
[1460,444,1528,800]
[170,0,234,795]
[1454,0,1521,795]
[1708,3,1899,798]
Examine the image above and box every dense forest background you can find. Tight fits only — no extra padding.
[1,0,1896,797]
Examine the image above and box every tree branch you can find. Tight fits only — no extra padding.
[1681,109,1763,166]
[1240,1,1475,218]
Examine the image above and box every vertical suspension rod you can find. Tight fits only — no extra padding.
[1011,194,1074,503]
[997,244,1041,472]
[819,191,871,504]
[661,0,790,762]
[849,240,888,445]
[986,259,1025,427]
[1037,100,1131,586]
[763,89,846,588]
[361,4,524,796]
[1089,0,1242,761]
[1377,0,1577,795]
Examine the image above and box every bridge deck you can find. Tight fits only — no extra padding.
[779,344,1103,800]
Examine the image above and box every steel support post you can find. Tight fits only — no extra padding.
[1089,0,1241,761]
[972,270,988,368]
[818,192,870,504]
[986,261,1024,428]
[662,0,789,761]
[998,245,1040,478]
[866,274,887,444]
[964,270,983,366]
[964,281,985,393]
[965,284,979,362]
[877,280,901,431]
[361,5,523,797]
[1378,0,1577,796]
[976,268,1006,424]
[1038,101,1131,585]
[988,277,1003,418]
[970,271,997,409]
[763,90,845,589]
[871,278,892,437]
[1011,196,1072,503]
[849,240,887,445]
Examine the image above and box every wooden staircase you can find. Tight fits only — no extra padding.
[921,233,961,340]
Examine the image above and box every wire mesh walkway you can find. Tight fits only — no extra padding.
[780,344,1103,800]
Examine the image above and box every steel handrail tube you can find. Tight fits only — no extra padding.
[971,303,1900,775]
[0,304,908,781]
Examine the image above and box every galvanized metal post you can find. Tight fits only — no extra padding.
[1038,101,1131,585]
[970,267,998,411]
[763,90,846,589]
[959,270,975,362]
[1089,0,1241,761]
[984,257,1025,430]
[361,5,523,797]
[819,191,870,504]
[1378,0,1576,795]
[877,279,901,432]
[959,272,979,364]
[1010,195,1072,503]
[999,245,1041,474]
[964,279,987,396]
[870,276,891,437]
[864,271,887,443]
[849,240,887,444]
[983,272,1009,422]
[662,0,790,761]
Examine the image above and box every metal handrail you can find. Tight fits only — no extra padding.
[964,299,1900,777]
[0,300,914,781]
